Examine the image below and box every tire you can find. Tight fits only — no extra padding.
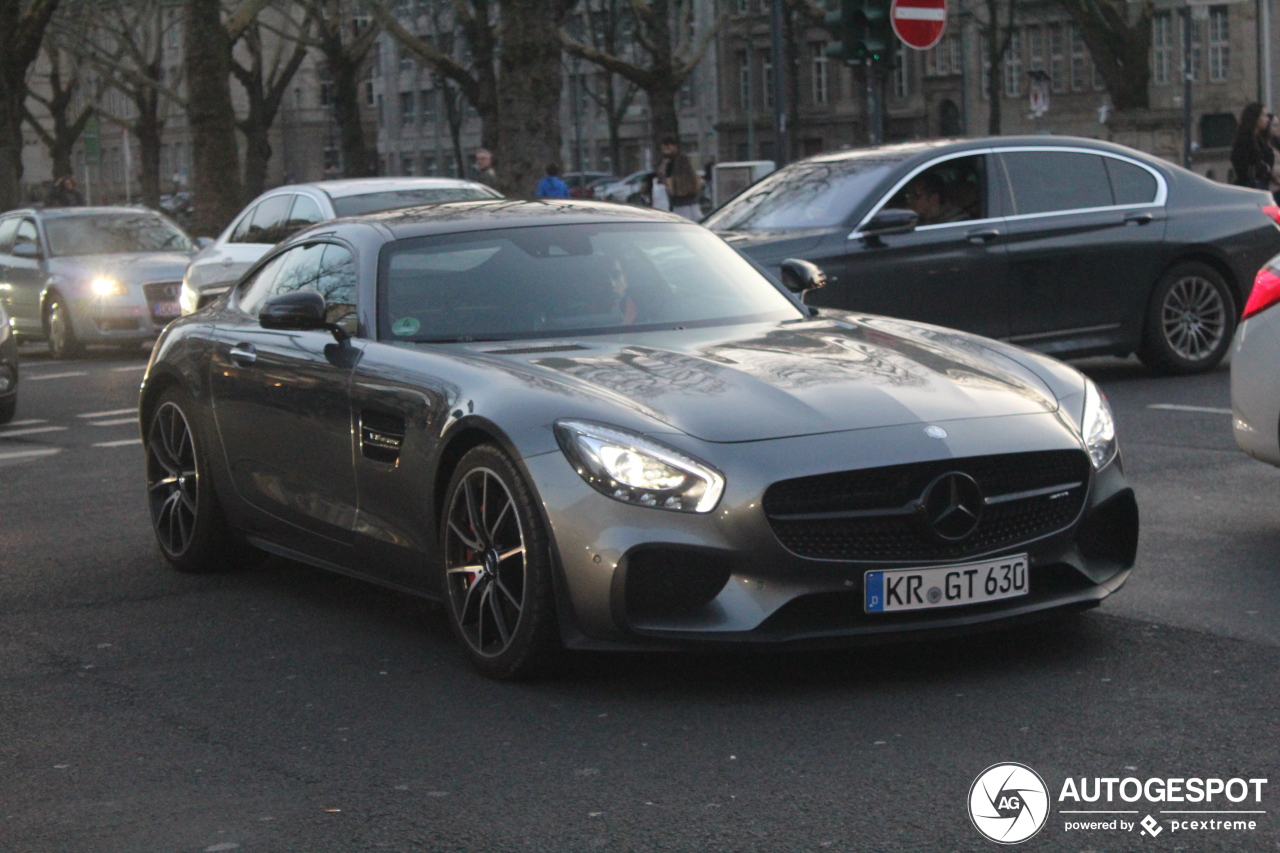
[144,386,250,573]
[45,295,84,358]
[440,444,561,679]
[1138,262,1237,375]
[0,394,15,425]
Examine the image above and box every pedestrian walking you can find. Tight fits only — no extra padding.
[45,175,83,207]
[535,163,571,199]
[1230,103,1273,190]
[472,148,499,190]
[658,136,702,220]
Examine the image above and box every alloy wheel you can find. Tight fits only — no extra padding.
[48,301,70,356]
[443,467,528,658]
[1161,275,1226,362]
[146,401,199,556]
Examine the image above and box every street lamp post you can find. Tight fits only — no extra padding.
[1182,4,1194,169]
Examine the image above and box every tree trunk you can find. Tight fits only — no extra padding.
[494,0,570,196]
[136,116,162,209]
[185,0,243,236]
[0,0,61,210]
[986,26,1003,134]
[241,119,272,200]
[324,43,374,177]
[0,87,27,208]
[1062,0,1152,111]
[646,84,680,151]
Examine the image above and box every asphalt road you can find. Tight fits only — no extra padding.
[1,343,1278,853]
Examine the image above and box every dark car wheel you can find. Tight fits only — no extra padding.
[45,295,84,359]
[441,444,560,679]
[145,387,246,573]
[0,394,15,425]
[1139,262,1236,374]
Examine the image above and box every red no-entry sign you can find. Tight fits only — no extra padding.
[891,0,947,50]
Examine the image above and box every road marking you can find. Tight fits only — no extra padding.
[0,447,62,461]
[77,408,136,419]
[1148,403,1232,415]
[5,419,46,426]
[93,438,142,447]
[90,417,137,426]
[111,364,148,372]
[0,425,67,438]
[25,371,89,381]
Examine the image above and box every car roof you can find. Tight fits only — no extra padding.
[796,135,1169,169]
[4,206,167,218]
[269,177,492,199]
[308,198,689,241]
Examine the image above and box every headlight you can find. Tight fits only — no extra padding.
[0,313,10,345]
[1081,380,1117,469]
[91,277,127,297]
[555,420,725,513]
[179,279,198,315]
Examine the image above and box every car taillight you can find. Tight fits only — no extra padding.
[1243,266,1280,319]
[1263,205,1280,227]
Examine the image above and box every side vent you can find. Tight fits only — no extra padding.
[360,410,406,464]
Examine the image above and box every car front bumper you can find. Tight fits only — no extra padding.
[526,411,1137,650]
[66,282,182,343]
[1232,307,1280,467]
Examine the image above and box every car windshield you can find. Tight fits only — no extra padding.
[380,222,803,342]
[44,213,194,257]
[332,186,502,217]
[703,156,903,231]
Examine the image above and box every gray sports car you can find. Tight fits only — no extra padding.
[140,200,1138,678]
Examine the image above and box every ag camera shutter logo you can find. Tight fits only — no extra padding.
[969,763,1050,844]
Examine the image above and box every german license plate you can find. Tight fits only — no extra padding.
[152,301,181,318]
[864,555,1028,613]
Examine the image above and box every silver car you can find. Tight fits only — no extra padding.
[1232,257,1280,466]
[180,177,501,314]
[0,207,197,357]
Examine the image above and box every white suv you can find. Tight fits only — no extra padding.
[179,177,501,314]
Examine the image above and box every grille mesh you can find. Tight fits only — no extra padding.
[763,450,1091,562]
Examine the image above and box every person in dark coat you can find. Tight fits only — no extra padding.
[1231,103,1273,190]
[45,175,84,207]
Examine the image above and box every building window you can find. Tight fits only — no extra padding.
[323,136,342,173]
[1152,13,1172,85]
[811,42,829,105]
[1071,26,1089,91]
[402,154,415,175]
[1004,31,1022,97]
[1208,6,1229,81]
[736,0,749,12]
[422,155,436,176]
[376,93,384,126]
[892,44,909,99]
[1027,25,1044,73]
[738,49,750,111]
[928,34,961,77]
[420,88,435,123]
[1184,15,1202,82]
[761,50,773,110]
[400,91,415,126]
[399,52,415,73]
[1049,24,1066,92]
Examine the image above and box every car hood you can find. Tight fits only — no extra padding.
[49,252,193,285]
[489,314,1063,443]
[715,227,832,257]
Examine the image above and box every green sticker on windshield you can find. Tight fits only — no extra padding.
[392,316,420,336]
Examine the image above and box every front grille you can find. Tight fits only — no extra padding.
[763,450,1091,563]
[143,281,183,324]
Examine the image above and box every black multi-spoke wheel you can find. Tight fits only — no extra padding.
[441,445,559,679]
[45,295,83,358]
[147,401,199,557]
[1140,262,1236,375]
[144,387,247,573]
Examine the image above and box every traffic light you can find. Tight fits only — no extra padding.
[824,0,895,65]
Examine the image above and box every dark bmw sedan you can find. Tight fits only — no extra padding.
[140,200,1137,678]
[704,136,1280,374]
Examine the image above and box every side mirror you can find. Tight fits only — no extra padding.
[859,208,918,240]
[196,237,215,250]
[779,258,828,295]
[259,290,351,343]
[12,243,42,260]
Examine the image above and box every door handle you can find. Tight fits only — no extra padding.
[1124,212,1155,225]
[228,343,257,365]
[966,227,1002,244]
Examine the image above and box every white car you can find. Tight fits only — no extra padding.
[594,170,653,204]
[1231,257,1280,466]
[179,177,501,314]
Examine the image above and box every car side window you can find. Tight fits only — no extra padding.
[1000,151,1113,215]
[236,252,289,316]
[0,217,19,253]
[240,242,359,334]
[14,219,40,252]
[1103,158,1159,205]
[229,205,258,243]
[315,244,358,335]
[285,195,325,236]
[244,194,294,245]
[883,155,985,226]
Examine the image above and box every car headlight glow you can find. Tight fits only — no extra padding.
[179,279,199,315]
[0,313,10,345]
[91,277,127,297]
[555,420,725,513]
[1081,379,1117,469]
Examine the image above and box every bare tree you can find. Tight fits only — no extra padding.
[0,0,62,209]
[232,5,311,198]
[304,0,379,177]
[25,5,103,183]
[1060,0,1152,111]
[974,0,1019,134]
[561,0,722,150]
[571,0,639,174]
